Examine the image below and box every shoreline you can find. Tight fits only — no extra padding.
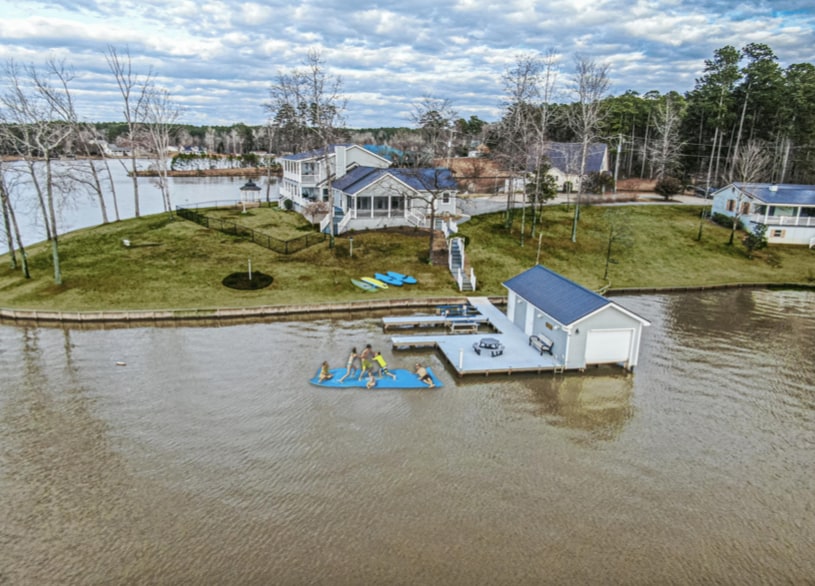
[1,282,812,328]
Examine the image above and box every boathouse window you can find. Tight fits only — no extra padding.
[772,229,784,237]
[545,322,554,330]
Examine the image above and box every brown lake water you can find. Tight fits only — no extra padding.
[1,289,813,585]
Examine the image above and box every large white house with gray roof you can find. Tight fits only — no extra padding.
[503,265,650,371]
[711,183,815,247]
[281,144,458,235]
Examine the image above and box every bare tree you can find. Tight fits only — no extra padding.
[410,95,457,166]
[567,56,611,242]
[728,139,772,245]
[0,161,30,277]
[0,59,76,284]
[649,95,685,180]
[142,85,182,213]
[106,45,153,218]
[266,49,346,236]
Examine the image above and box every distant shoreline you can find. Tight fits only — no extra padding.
[132,167,281,178]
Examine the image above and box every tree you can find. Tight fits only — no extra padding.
[728,139,772,245]
[602,208,633,283]
[567,56,611,242]
[106,45,153,218]
[267,50,346,239]
[654,176,684,200]
[0,59,76,284]
[0,160,30,277]
[649,94,686,180]
[143,85,182,213]
[410,95,457,166]
[525,160,558,237]
[742,223,768,258]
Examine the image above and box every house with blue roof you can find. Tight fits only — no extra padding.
[279,144,391,211]
[280,144,458,234]
[503,265,650,370]
[330,165,458,234]
[528,142,610,192]
[710,183,815,247]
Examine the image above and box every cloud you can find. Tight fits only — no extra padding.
[0,0,813,127]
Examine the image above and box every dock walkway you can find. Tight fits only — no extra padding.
[389,297,563,376]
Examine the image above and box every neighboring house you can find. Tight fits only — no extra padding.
[711,183,815,246]
[279,144,391,210]
[329,166,458,234]
[530,142,610,192]
[503,265,650,371]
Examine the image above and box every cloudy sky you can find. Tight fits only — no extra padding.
[1,0,814,128]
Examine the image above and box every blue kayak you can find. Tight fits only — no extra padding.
[374,272,403,286]
[310,367,442,389]
[387,271,418,285]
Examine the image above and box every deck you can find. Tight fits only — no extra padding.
[389,297,563,376]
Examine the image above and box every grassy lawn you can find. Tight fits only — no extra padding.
[1,203,813,311]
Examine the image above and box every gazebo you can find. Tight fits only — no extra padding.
[239,179,262,207]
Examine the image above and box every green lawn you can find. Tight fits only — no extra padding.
[1,203,813,311]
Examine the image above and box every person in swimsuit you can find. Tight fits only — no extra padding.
[338,347,359,383]
[358,344,373,381]
[318,361,333,383]
[414,363,435,388]
[373,351,397,380]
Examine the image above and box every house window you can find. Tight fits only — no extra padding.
[772,229,784,238]
[442,192,450,203]
[740,202,750,214]
[726,199,736,212]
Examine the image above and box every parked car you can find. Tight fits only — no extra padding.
[692,185,717,198]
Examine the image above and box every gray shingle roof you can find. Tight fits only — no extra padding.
[333,167,457,195]
[502,265,610,325]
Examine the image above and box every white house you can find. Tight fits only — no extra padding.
[279,144,391,210]
[523,142,609,192]
[503,265,650,371]
[711,183,815,247]
[329,166,458,234]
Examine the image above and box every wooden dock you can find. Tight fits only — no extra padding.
[389,297,564,376]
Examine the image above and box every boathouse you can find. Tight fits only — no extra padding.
[503,266,650,370]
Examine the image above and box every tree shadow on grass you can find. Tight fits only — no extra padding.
[222,272,273,290]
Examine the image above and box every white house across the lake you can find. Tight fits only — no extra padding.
[503,265,650,371]
[711,183,815,247]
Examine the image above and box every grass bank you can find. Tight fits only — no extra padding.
[1,203,813,312]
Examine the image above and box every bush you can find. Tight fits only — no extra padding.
[283,199,293,211]
[654,176,684,200]
[743,224,768,258]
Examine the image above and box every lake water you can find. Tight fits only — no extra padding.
[1,288,813,584]
[1,160,278,254]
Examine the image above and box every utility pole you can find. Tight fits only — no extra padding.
[613,133,622,194]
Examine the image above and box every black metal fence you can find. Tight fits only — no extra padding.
[176,202,326,255]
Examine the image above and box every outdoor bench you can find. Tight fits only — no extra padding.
[529,334,554,355]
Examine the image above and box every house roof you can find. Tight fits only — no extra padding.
[333,166,457,195]
[531,142,608,175]
[503,265,611,325]
[503,265,649,328]
[731,183,815,206]
[281,143,354,161]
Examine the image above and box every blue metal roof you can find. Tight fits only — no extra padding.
[332,167,387,193]
[502,265,610,325]
[733,183,815,206]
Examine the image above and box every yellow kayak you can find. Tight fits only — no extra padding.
[361,276,388,289]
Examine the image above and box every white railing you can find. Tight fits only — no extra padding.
[319,214,331,234]
[810,236,815,249]
[336,213,352,235]
[746,213,815,227]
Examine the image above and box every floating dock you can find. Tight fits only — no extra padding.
[389,297,564,376]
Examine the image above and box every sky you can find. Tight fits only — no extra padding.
[1,0,814,129]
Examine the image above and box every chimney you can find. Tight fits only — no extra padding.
[335,145,347,180]
[769,183,778,192]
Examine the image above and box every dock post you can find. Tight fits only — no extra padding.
[458,348,463,370]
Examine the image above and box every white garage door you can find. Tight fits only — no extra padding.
[585,329,633,364]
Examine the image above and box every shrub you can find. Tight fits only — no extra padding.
[654,176,684,200]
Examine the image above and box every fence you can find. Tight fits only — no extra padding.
[176,201,326,254]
